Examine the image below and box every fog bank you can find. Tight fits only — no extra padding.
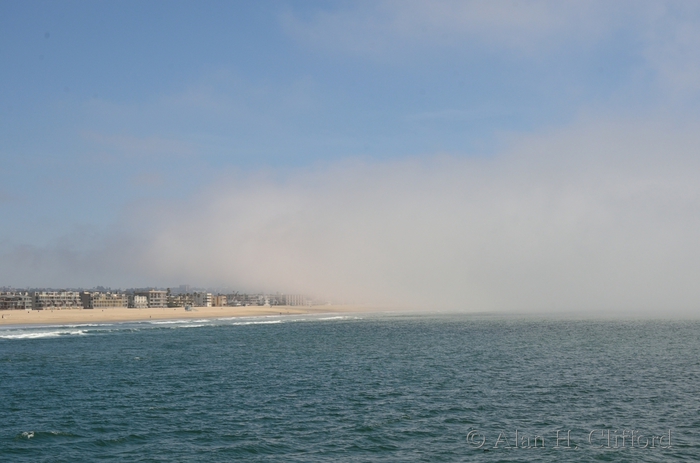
[4,117,700,314]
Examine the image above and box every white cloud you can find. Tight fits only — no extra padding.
[641,2,700,94]
[5,115,700,315]
[283,1,700,97]
[282,0,629,56]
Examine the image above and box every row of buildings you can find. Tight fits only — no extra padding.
[0,290,314,310]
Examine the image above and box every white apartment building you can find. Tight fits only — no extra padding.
[129,295,148,308]
[285,294,308,306]
[193,292,212,307]
[135,290,167,308]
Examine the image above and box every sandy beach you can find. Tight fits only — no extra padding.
[0,305,380,327]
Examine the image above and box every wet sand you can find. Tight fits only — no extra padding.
[0,305,381,327]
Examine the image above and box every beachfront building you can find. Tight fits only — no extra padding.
[32,291,82,310]
[285,294,308,306]
[241,294,266,306]
[135,290,167,308]
[267,294,285,306]
[167,293,194,307]
[193,292,212,307]
[226,293,242,306]
[212,295,227,307]
[0,292,33,310]
[128,294,148,308]
[80,292,128,309]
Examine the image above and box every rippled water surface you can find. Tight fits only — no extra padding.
[2,314,699,461]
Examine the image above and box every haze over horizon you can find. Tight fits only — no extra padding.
[3,1,700,314]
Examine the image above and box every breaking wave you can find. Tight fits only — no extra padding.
[0,313,365,340]
[0,330,87,340]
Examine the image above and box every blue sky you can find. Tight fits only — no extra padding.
[2,1,700,311]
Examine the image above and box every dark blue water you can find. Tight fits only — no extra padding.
[1,314,699,461]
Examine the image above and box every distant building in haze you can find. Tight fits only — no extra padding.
[170,284,190,295]
[285,294,308,306]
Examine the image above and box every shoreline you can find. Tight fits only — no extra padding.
[0,305,382,327]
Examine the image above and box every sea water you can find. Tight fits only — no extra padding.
[1,313,699,461]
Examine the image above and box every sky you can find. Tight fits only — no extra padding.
[2,1,700,313]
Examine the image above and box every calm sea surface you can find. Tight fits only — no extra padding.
[1,313,699,462]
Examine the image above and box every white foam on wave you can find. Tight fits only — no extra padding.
[150,319,213,327]
[64,323,113,328]
[148,319,193,325]
[216,316,243,321]
[231,320,283,326]
[216,315,278,322]
[317,316,346,320]
[17,430,76,439]
[0,330,86,340]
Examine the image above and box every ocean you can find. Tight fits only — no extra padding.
[1,313,698,461]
